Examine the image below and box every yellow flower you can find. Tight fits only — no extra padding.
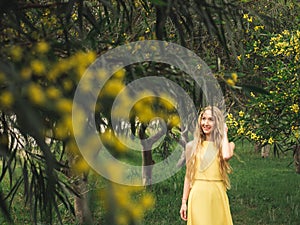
[46,86,61,99]
[73,158,90,173]
[0,91,14,107]
[85,51,96,63]
[238,110,244,117]
[227,113,233,120]
[116,213,129,225]
[56,98,73,113]
[294,130,299,139]
[254,25,264,31]
[159,94,175,111]
[231,73,238,82]
[131,205,143,220]
[250,132,257,140]
[27,83,45,105]
[114,68,126,79]
[141,193,155,208]
[290,104,299,113]
[62,79,73,91]
[268,137,274,145]
[10,46,22,61]
[237,127,245,135]
[36,41,49,54]
[31,60,46,75]
[54,120,69,139]
[169,115,180,127]
[243,14,248,19]
[282,30,290,36]
[114,136,128,153]
[226,78,235,86]
[101,79,125,97]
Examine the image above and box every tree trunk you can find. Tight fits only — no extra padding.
[294,145,300,174]
[74,173,93,225]
[139,122,166,186]
[254,142,261,153]
[64,144,93,225]
[141,145,155,186]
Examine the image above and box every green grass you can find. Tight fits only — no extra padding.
[1,141,300,224]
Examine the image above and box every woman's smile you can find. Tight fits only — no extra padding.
[200,110,215,136]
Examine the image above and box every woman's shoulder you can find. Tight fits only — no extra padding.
[185,141,195,159]
[186,141,194,149]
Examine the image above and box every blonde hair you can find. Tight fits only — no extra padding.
[186,106,232,189]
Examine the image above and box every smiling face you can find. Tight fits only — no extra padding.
[200,109,215,139]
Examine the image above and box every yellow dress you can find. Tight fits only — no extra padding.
[187,141,233,225]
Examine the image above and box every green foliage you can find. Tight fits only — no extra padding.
[225,1,300,153]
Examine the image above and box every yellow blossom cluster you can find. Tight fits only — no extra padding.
[100,129,128,154]
[226,111,275,145]
[254,25,264,31]
[290,104,299,114]
[243,14,253,23]
[226,72,238,86]
[268,30,300,62]
[100,181,155,225]
[226,113,239,128]
[132,95,178,125]
[0,91,14,108]
[48,51,96,81]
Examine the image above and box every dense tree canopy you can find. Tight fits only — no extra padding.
[0,0,299,224]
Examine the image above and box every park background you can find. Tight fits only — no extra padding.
[0,0,299,224]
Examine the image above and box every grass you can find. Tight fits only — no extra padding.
[1,141,300,224]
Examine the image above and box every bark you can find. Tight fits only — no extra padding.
[74,172,93,225]
[254,142,261,153]
[139,123,166,186]
[64,145,93,225]
[261,144,270,158]
[141,144,155,186]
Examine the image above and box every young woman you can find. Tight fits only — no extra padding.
[180,106,235,225]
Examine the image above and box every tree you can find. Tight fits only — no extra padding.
[225,0,300,172]
[0,0,251,224]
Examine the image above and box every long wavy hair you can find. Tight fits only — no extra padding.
[186,106,232,189]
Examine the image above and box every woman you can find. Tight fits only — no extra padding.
[180,106,235,225]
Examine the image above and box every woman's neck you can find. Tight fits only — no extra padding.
[205,134,211,141]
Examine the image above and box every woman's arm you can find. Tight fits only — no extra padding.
[180,142,193,221]
[222,123,235,160]
[180,172,190,221]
